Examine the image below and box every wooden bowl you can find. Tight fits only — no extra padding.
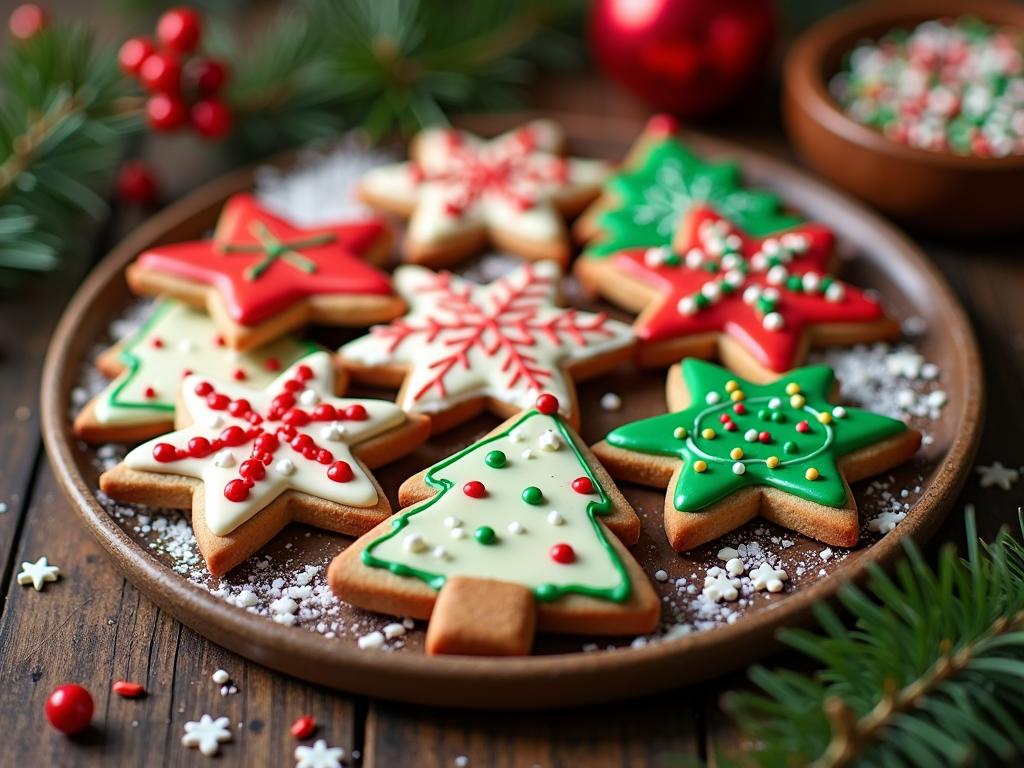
[783,0,1024,236]
[40,112,983,709]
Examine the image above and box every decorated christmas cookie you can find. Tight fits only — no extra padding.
[338,260,635,433]
[74,300,321,444]
[357,119,608,268]
[573,114,804,256]
[328,394,659,656]
[591,359,921,552]
[125,193,403,351]
[575,205,900,377]
[99,352,431,576]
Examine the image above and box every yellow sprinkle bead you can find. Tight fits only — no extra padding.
[673,427,688,439]
[817,411,832,424]
[805,467,819,481]
[725,380,739,393]
[790,394,806,409]
[694,460,707,473]
[730,390,745,402]
[786,383,801,395]
[730,447,744,460]
[766,456,780,469]
[701,428,716,440]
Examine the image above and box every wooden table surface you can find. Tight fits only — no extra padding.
[1,73,1022,767]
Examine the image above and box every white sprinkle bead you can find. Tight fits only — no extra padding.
[508,521,525,534]
[178,339,195,353]
[644,245,670,266]
[802,272,821,292]
[275,458,295,476]
[299,389,320,406]
[539,430,561,452]
[383,623,406,639]
[763,312,785,331]
[701,282,722,302]
[600,392,622,411]
[732,462,746,475]
[744,429,759,442]
[211,669,230,685]
[654,569,669,582]
[213,450,235,469]
[685,248,704,268]
[207,413,224,429]
[451,527,467,540]
[237,590,258,607]
[444,515,461,528]
[677,296,698,315]
[825,282,845,302]
[432,546,449,560]
[509,427,524,443]
[724,269,745,287]
[705,391,721,405]
[767,265,788,285]
[743,284,762,305]
[320,422,345,441]
[769,397,782,409]
[358,631,385,650]
[832,406,847,419]
[725,557,745,576]
[522,449,534,459]
[403,534,426,553]
[718,547,740,561]
[547,510,564,526]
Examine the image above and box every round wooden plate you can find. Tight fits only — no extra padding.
[41,112,982,709]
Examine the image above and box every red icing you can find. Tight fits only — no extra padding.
[610,206,887,373]
[239,459,266,480]
[135,193,393,325]
[232,368,246,380]
[194,381,213,396]
[345,404,368,421]
[144,386,156,398]
[153,443,178,463]
[463,480,486,498]
[207,393,229,410]
[265,357,280,371]
[224,478,249,502]
[188,437,212,458]
[550,543,575,564]
[327,461,353,483]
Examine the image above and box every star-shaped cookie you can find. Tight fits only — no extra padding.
[337,261,635,433]
[575,205,900,378]
[591,359,921,552]
[358,119,608,268]
[99,352,430,576]
[126,193,403,351]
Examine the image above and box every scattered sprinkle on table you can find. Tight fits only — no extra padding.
[455,757,469,768]
[976,461,1020,490]
[112,681,146,698]
[181,714,232,757]
[17,556,60,591]
[600,392,622,411]
[295,739,346,768]
[211,669,230,685]
[654,569,668,582]
[358,631,385,650]
[291,715,316,739]
[0,502,7,513]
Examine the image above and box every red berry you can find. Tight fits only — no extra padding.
[187,436,212,458]
[463,480,486,498]
[312,404,337,421]
[535,393,559,415]
[239,459,265,481]
[187,58,228,95]
[139,51,182,93]
[194,381,213,396]
[550,543,575,564]
[733,403,746,415]
[327,461,353,483]
[228,399,251,417]
[265,358,280,371]
[157,6,202,53]
[46,684,93,734]
[191,98,233,141]
[282,408,310,427]
[571,476,594,494]
[345,404,367,421]
[224,479,249,502]
[291,715,316,739]
[296,365,314,381]
[112,681,146,698]
[153,443,179,463]
[646,113,680,137]
[116,160,159,206]
[219,425,246,446]
[796,421,809,433]
[206,392,229,410]
[9,4,47,40]
[146,93,188,132]
[118,36,155,75]
[758,431,771,443]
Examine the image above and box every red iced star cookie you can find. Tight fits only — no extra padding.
[126,193,405,351]
[574,205,900,380]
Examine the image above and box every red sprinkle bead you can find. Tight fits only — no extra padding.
[723,421,738,432]
[463,480,486,498]
[187,436,212,458]
[232,368,246,381]
[111,681,146,698]
[224,479,249,502]
[296,365,314,381]
[719,413,731,424]
[228,399,251,417]
[194,381,213,396]
[571,477,594,494]
[282,379,303,393]
[143,386,156,399]
[153,443,178,463]
[45,684,94,735]
[733,403,746,415]
[273,393,296,410]
[219,426,246,446]
[758,431,771,443]
[796,421,810,433]
[282,408,310,427]
[239,459,266,481]
[550,543,576,564]
[151,337,163,348]
[254,433,279,453]
[265,358,280,372]
[206,393,229,410]
[302,446,318,460]
[316,450,334,465]
[327,461,353,483]
[535,393,559,415]
[291,715,316,739]
[291,434,313,451]
[313,404,337,421]
[345,404,368,421]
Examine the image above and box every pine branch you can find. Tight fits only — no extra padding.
[723,505,1024,768]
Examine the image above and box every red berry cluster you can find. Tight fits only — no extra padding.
[118,7,233,140]
[8,4,47,39]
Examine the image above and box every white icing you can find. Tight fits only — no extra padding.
[276,459,295,476]
[522,449,534,459]
[320,422,345,441]
[443,516,461,528]
[538,429,561,451]
[547,510,564,526]
[213,450,236,469]
[123,353,405,536]
[299,389,320,406]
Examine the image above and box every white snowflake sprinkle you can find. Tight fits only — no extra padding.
[295,739,346,768]
[182,714,232,757]
[750,562,788,592]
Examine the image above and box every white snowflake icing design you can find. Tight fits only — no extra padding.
[295,739,346,768]
[976,461,1019,491]
[702,566,740,603]
[633,157,718,236]
[750,562,789,593]
[16,556,60,591]
[341,261,633,418]
[869,509,907,533]
[182,714,232,756]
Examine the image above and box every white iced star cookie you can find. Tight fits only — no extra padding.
[295,739,346,768]
[17,557,60,591]
[182,714,232,756]
[976,461,1019,491]
[702,566,740,603]
[99,352,430,576]
[749,562,788,593]
[358,119,608,267]
[339,261,635,433]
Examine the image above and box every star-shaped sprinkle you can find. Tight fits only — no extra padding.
[340,261,633,429]
[750,562,788,592]
[182,714,232,756]
[17,557,60,591]
[976,461,1019,491]
[702,566,740,602]
[295,739,346,768]
[868,510,907,533]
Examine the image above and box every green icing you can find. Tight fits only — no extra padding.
[585,138,804,257]
[605,359,908,511]
[362,409,632,603]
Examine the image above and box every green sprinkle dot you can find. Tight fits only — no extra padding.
[663,253,681,267]
[758,409,770,421]
[474,526,496,545]
[784,441,798,454]
[485,450,506,468]
[522,486,543,505]
[771,412,786,423]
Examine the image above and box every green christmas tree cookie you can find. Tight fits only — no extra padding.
[592,359,921,553]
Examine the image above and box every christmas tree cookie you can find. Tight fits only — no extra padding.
[328,394,659,656]
[100,352,430,576]
[338,260,635,433]
[573,114,804,256]
[126,193,403,352]
[592,360,921,552]
[74,300,322,444]
[357,119,608,268]
[575,204,900,379]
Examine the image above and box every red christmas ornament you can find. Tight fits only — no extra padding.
[535,393,559,415]
[118,37,155,75]
[116,160,159,207]
[45,684,94,735]
[146,93,188,132]
[550,543,576,564]
[157,6,202,54]
[9,4,47,40]
[588,0,775,115]
[191,98,233,141]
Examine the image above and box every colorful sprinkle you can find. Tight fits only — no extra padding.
[701,428,716,440]
[766,456,780,468]
[535,393,559,415]
[484,450,506,468]
[833,406,847,418]
[805,467,820,481]
[785,383,801,395]
[730,447,744,460]
[817,411,833,424]
[790,394,806,408]
[474,526,496,545]
[550,543,575,564]
[522,486,543,505]
[571,476,594,494]
[784,441,798,454]
[732,462,746,475]
[463,480,486,498]
[673,427,688,439]
[693,460,708,473]
[796,420,810,433]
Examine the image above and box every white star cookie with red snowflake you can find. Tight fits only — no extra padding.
[338,261,635,432]
[358,119,608,267]
[99,352,430,576]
